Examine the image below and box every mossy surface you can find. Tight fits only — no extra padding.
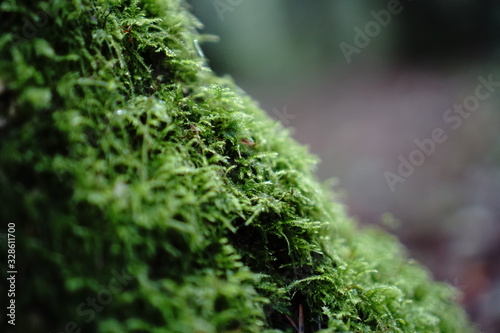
[0,1,475,332]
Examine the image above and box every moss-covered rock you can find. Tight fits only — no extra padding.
[0,0,476,332]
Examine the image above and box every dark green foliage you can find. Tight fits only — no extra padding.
[0,0,476,332]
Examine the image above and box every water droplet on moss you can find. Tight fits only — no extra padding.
[151,100,166,112]
[194,39,204,58]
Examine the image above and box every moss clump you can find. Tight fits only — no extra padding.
[0,1,475,332]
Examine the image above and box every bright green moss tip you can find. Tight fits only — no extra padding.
[0,1,476,332]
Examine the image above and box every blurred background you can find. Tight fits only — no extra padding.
[188,0,500,332]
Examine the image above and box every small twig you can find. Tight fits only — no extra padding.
[285,304,304,333]
[285,314,299,333]
[298,304,304,333]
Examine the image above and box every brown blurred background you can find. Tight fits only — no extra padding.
[189,1,500,331]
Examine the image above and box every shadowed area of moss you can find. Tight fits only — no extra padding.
[0,0,476,332]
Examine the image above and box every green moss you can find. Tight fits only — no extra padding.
[0,0,475,332]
